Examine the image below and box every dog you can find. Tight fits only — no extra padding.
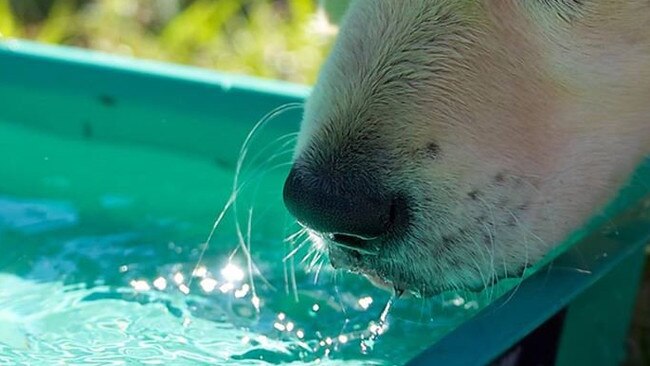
[283,0,650,297]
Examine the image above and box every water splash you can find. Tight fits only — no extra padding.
[360,292,399,354]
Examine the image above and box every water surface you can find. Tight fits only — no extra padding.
[0,121,495,365]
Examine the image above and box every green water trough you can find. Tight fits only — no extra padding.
[0,40,649,365]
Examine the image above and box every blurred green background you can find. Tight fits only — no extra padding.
[0,0,348,84]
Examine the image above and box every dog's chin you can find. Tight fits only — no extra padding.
[362,273,393,291]
[360,267,505,298]
[327,244,432,298]
[328,245,400,293]
[327,242,515,298]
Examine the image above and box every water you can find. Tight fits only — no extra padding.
[0,121,498,365]
[0,195,492,365]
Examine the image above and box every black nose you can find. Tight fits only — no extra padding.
[282,164,396,241]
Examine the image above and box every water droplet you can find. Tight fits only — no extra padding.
[182,317,191,327]
[361,337,375,353]
[221,263,245,282]
[130,280,150,291]
[378,295,395,325]
[152,277,167,291]
[360,294,397,352]
[199,278,218,292]
[234,284,250,298]
[173,272,184,285]
[251,296,261,311]
[358,296,373,310]
[192,266,208,278]
[219,283,234,293]
[451,296,465,306]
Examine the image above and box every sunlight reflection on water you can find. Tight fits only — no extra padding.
[0,195,489,365]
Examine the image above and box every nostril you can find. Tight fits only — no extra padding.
[329,233,369,249]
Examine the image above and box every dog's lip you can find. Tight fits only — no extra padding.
[325,235,417,296]
[362,272,417,298]
[363,273,393,290]
[324,233,380,259]
[329,247,430,297]
[328,238,380,256]
[329,241,493,298]
[328,248,399,293]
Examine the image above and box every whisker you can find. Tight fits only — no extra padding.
[290,254,299,303]
[245,207,261,311]
[467,243,489,294]
[233,103,304,190]
[313,258,325,284]
[253,138,298,168]
[333,270,348,316]
[235,161,295,214]
[476,195,498,302]
[234,209,275,290]
[300,250,316,266]
[283,236,312,262]
[188,193,237,289]
[418,296,428,323]
[283,246,290,295]
[284,227,308,243]
[301,243,321,265]
[483,223,497,302]
[308,251,324,272]
[231,105,303,292]
[190,102,303,291]
[496,211,530,309]
[239,150,296,194]
[244,132,298,171]
[228,247,239,262]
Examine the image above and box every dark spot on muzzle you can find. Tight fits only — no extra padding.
[426,142,441,159]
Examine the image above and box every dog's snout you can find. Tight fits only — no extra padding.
[282,164,398,241]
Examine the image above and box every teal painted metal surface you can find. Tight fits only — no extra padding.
[0,39,308,167]
[407,196,650,365]
[1,40,648,365]
[556,245,646,366]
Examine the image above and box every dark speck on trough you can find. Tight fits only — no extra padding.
[98,94,117,107]
[214,157,234,170]
[83,121,93,139]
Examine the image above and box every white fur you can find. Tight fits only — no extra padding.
[294,0,650,295]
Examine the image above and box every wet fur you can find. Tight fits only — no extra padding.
[294,0,650,295]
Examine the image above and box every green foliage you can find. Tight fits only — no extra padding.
[1,0,338,84]
[0,0,17,37]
